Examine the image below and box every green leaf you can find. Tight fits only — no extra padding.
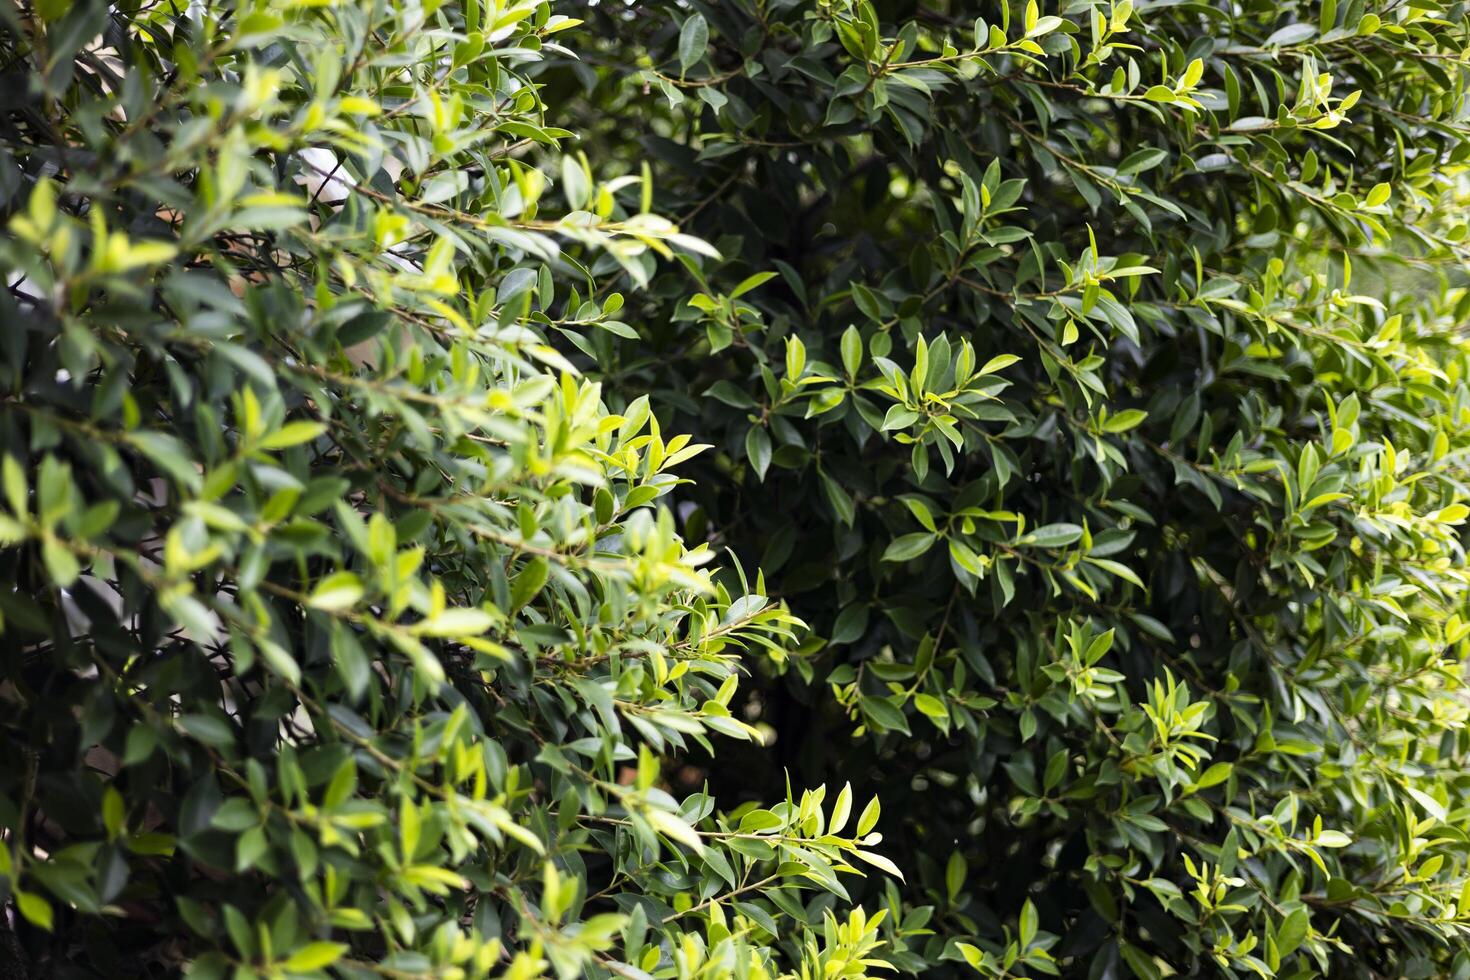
[829,782,853,834]
[1019,898,1037,946]
[851,848,904,880]
[236,825,267,871]
[1405,786,1447,822]
[745,426,772,480]
[945,852,966,898]
[956,943,986,970]
[417,608,495,637]
[678,13,709,73]
[511,556,550,610]
[841,325,863,379]
[258,421,326,451]
[42,539,81,587]
[648,807,705,855]
[1276,908,1309,957]
[730,271,777,298]
[979,354,1021,375]
[1117,148,1168,175]
[15,891,52,931]
[180,714,236,749]
[1101,409,1147,433]
[882,532,936,562]
[861,695,911,735]
[912,693,948,722]
[1083,556,1146,589]
[2,456,27,517]
[283,943,349,972]
[1019,523,1082,548]
[1190,762,1233,791]
[785,334,807,379]
[256,638,302,686]
[1266,22,1317,45]
[308,571,365,612]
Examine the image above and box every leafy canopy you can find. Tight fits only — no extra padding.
[3,0,1470,979]
[0,2,896,979]
[550,0,1470,978]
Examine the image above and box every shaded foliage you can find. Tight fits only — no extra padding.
[546,1,1470,977]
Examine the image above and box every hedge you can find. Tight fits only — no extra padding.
[2,1,1469,979]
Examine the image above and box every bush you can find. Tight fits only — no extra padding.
[0,2,892,978]
[4,1,1470,979]
[546,1,1470,978]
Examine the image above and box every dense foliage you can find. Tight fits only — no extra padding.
[0,2,896,978]
[3,0,1470,979]
[547,1,1470,978]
